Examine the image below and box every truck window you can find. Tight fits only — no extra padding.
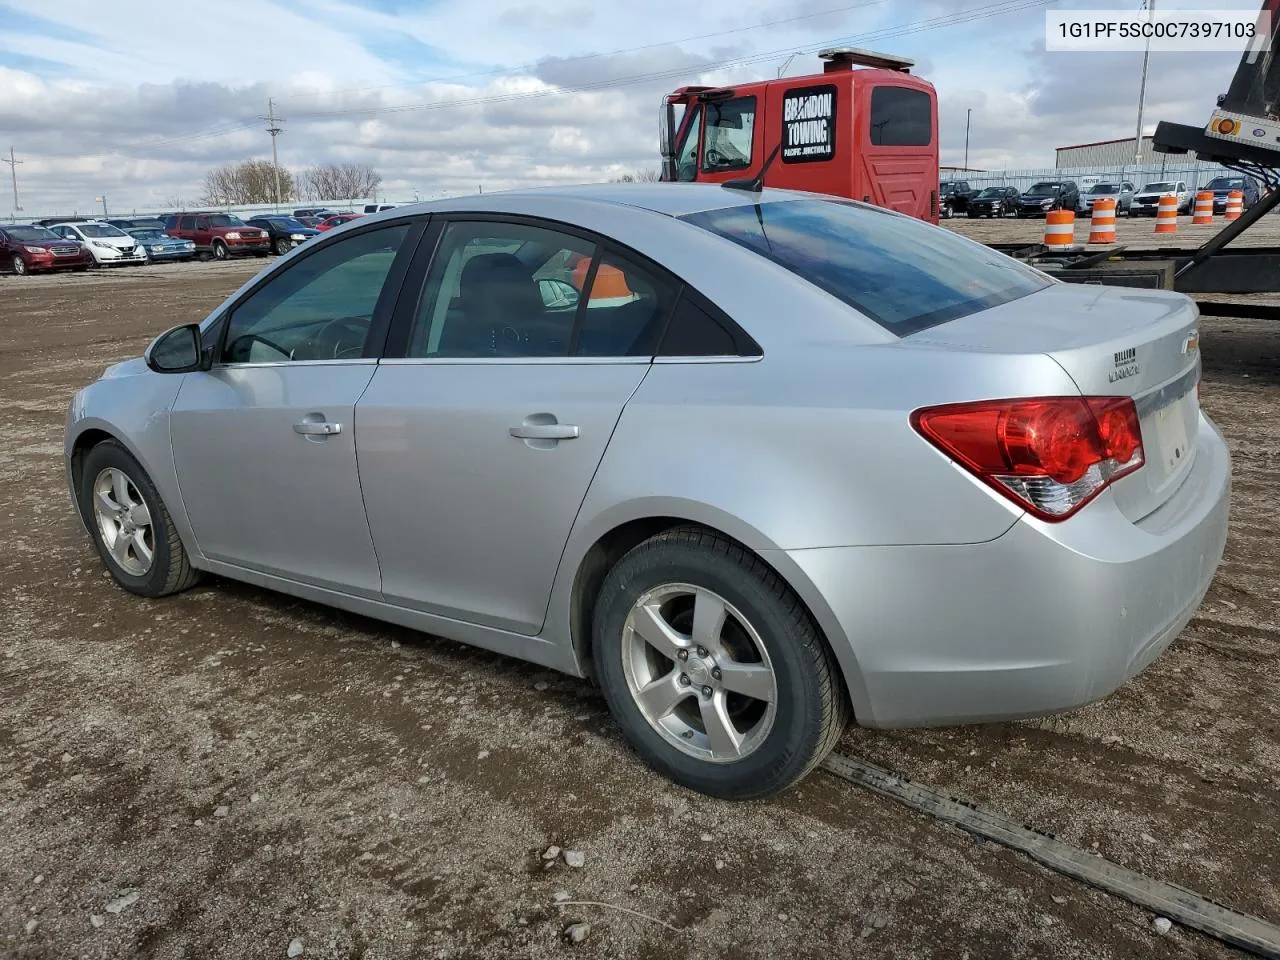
[675,104,703,182]
[702,97,756,173]
[869,86,932,147]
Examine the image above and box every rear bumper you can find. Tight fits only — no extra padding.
[781,413,1231,729]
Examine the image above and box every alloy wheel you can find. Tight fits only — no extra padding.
[620,583,778,763]
[92,467,155,577]
[12,255,26,275]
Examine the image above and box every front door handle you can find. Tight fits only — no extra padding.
[294,420,342,436]
[509,423,579,440]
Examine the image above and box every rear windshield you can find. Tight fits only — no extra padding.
[678,198,1051,336]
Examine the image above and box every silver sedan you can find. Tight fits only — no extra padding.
[64,183,1230,799]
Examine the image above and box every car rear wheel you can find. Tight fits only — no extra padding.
[12,254,26,275]
[591,526,849,800]
[79,440,201,598]
[212,241,229,261]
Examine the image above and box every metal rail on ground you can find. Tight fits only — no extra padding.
[821,752,1280,960]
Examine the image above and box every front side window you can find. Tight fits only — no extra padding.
[675,104,703,182]
[221,223,409,364]
[680,198,1052,337]
[701,97,755,172]
[407,220,679,359]
[868,86,932,147]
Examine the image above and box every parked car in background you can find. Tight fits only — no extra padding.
[364,203,396,213]
[295,216,326,228]
[63,183,1228,800]
[50,221,147,267]
[938,180,976,218]
[1129,181,1192,216]
[108,217,168,233]
[124,227,196,263]
[1076,181,1135,214]
[1201,175,1261,213]
[1016,180,1080,217]
[0,223,93,274]
[246,215,321,255]
[316,213,364,231]
[966,186,1019,218]
[163,213,271,260]
[294,208,338,221]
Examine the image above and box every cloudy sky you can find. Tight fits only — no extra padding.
[0,0,1263,215]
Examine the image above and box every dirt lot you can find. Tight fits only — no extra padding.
[1,255,1277,960]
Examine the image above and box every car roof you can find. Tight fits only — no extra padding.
[361,182,844,222]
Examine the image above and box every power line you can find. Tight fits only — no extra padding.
[258,98,286,211]
[2,147,22,213]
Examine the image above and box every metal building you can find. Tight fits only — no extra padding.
[1055,136,1159,168]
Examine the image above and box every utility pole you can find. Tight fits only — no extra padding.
[964,108,972,170]
[259,98,285,212]
[1134,0,1156,163]
[2,146,22,214]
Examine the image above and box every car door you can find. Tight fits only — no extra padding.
[356,217,676,635]
[168,219,420,596]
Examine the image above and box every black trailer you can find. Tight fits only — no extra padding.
[989,0,1280,321]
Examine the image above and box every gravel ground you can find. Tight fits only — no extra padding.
[1,255,1277,960]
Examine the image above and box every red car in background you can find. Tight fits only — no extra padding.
[315,213,364,232]
[0,224,94,275]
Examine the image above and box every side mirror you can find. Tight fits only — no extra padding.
[539,278,581,309]
[145,322,208,374]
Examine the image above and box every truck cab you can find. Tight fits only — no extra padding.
[659,47,941,223]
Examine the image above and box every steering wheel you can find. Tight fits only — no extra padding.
[705,148,723,167]
[293,316,369,361]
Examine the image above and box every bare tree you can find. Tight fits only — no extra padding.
[300,163,383,201]
[201,160,296,205]
[612,168,662,183]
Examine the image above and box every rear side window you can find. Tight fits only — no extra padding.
[679,198,1051,337]
[659,296,745,357]
[868,87,932,147]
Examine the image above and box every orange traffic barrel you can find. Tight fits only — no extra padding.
[1043,209,1075,250]
[1225,190,1244,220]
[1087,197,1117,244]
[1192,191,1214,224]
[570,258,633,299]
[1154,194,1179,234]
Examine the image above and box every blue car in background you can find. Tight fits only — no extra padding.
[124,227,196,263]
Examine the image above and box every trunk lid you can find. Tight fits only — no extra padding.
[905,282,1201,522]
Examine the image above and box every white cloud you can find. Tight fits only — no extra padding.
[0,0,1264,214]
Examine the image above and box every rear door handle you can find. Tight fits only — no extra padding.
[509,423,579,440]
[294,420,342,436]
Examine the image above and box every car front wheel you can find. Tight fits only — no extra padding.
[591,527,849,800]
[79,440,201,598]
[12,254,26,275]
[273,238,291,256]
[212,241,229,261]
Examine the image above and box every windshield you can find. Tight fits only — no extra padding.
[78,223,128,238]
[264,217,308,230]
[130,229,165,241]
[1141,182,1177,192]
[1087,184,1118,194]
[1025,183,1062,196]
[977,188,1005,198]
[7,226,61,242]
[208,215,246,228]
[1205,177,1245,190]
[679,198,1052,337]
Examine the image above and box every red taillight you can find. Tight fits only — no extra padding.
[910,396,1145,521]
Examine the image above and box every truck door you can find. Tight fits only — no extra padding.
[856,82,938,222]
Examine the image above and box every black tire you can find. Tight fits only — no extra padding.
[591,526,849,800]
[274,238,291,256]
[212,241,229,261]
[79,439,201,598]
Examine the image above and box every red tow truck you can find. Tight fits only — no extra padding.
[658,47,940,223]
